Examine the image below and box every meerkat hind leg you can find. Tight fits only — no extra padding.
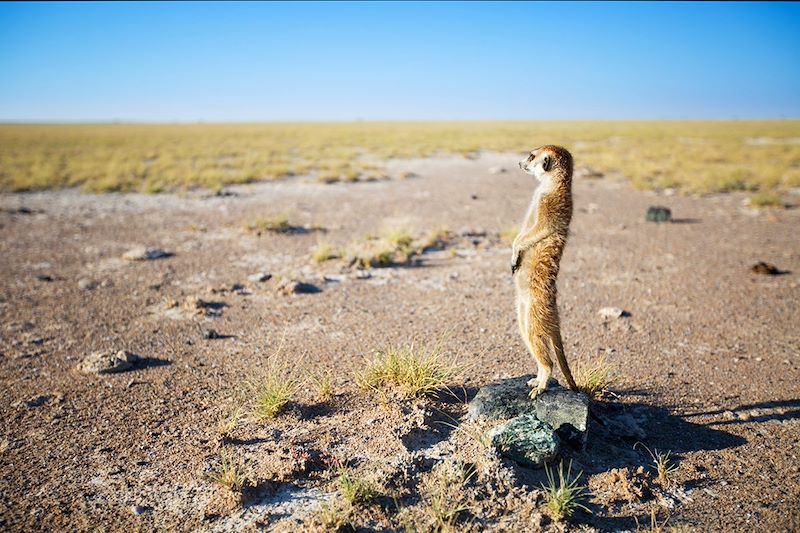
[527,332,553,399]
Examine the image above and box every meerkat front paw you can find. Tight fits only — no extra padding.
[528,386,543,400]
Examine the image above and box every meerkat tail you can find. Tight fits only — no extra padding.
[552,334,578,390]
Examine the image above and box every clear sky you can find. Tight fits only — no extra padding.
[1,1,798,122]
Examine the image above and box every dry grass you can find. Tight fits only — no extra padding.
[251,363,299,420]
[336,467,378,506]
[247,214,293,233]
[355,340,458,400]
[312,242,338,263]
[3,122,800,194]
[748,191,784,208]
[420,460,475,531]
[216,407,242,440]
[312,369,334,402]
[206,449,250,493]
[573,356,614,400]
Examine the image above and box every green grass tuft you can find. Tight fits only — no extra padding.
[541,460,589,520]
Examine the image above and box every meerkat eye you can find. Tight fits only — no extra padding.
[542,155,551,172]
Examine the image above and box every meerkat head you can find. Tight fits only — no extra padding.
[518,145,573,181]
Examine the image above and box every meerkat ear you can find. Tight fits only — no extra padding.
[542,154,552,172]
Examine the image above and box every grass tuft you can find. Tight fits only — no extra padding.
[635,443,678,487]
[312,369,334,402]
[206,449,250,493]
[312,242,338,263]
[252,364,299,420]
[541,460,589,520]
[355,340,458,400]
[422,460,475,530]
[247,214,292,233]
[573,356,614,400]
[337,467,378,506]
[748,191,783,208]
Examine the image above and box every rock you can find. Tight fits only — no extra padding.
[78,278,98,290]
[645,206,672,223]
[277,279,321,295]
[184,296,225,316]
[484,414,560,468]
[13,394,62,409]
[247,271,272,283]
[468,375,589,448]
[122,247,171,261]
[750,261,782,275]
[598,307,629,319]
[488,166,507,175]
[78,350,140,374]
[203,329,220,340]
[575,166,604,179]
[131,505,151,515]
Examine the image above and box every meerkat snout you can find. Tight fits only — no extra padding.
[519,150,551,177]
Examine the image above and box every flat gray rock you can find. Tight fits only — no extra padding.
[469,375,590,448]
[122,247,171,261]
[484,414,560,468]
[78,350,140,374]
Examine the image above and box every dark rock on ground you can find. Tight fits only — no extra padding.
[646,206,672,222]
[469,375,589,449]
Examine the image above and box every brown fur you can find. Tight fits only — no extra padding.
[512,145,578,397]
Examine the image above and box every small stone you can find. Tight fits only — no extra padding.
[755,357,763,362]
[646,206,672,223]
[78,278,98,290]
[354,271,371,280]
[78,350,140,374]
[488,166,507,175]
[276,279,321,295]
[575,166,604,179]
[203,329,220,340]
[122,247,171,261]
[484,414,560,468]
[131,505,150,516]
[599,307,629,319]
[247,271,272,283]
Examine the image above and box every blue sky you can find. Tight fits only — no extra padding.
[1,2,798,122]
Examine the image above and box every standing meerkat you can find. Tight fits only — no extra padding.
[511,145,578,398]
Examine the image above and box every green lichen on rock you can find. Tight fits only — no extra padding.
[468,375,589,448]
[484,414,560,468]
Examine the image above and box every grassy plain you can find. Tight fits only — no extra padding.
[1,121,799,194]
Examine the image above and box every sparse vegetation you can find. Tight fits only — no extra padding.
[216,407,242,439]
[252,364,299,420]
[312,242,338,263]
[336,467,378,506]
[541,460,589,520]
[206,449,250,492]
[355,340,458,400]
[312,369,334,402]
[421,460,475,531]
[573,356,614,400]
[3,122,799,194]
[316,500,353,531]
[247,214,293,233]
[635,443,678,487]
[748,191,783,208]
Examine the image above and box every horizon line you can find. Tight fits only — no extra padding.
[2,118,800,125]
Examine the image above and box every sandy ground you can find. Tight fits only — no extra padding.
[1,153,799,532]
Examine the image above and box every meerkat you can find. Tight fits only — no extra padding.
[511,145,578,398]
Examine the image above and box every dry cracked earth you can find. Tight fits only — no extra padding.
[1,153,799,532]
